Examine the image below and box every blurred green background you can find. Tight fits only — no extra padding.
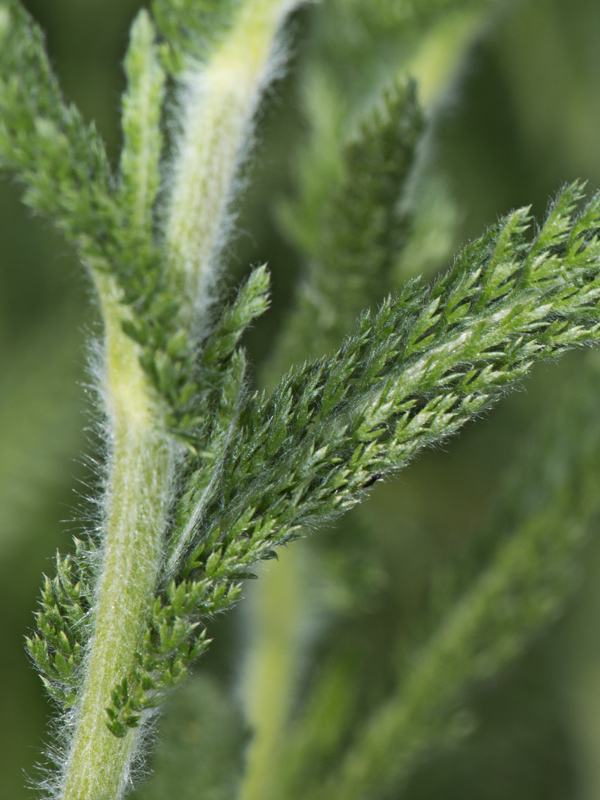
[4,0,600,797]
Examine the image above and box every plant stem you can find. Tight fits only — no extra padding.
[239,546,309,800]
[165,0,304,323]
[57,4,305,793]
[61,276,173,800]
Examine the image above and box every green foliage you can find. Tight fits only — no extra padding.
[278,79,425,362]
[3,0,600,798]
[119,10,166,235]
[0,1,116,270]
[321,355,600,800]
[0,0,164,312]
[281,0,496,302]
[243,351,600,800]
[26,541,95,708]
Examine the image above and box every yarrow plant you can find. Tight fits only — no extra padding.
[3,0,600,798]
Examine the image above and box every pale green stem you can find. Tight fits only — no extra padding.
[165,0,305,323]
[239,545,309,800]
[60,276,173,800]
[404,9,485,108]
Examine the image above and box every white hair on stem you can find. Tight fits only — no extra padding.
[164,0,310,331]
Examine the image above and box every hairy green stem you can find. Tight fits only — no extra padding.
[165,0,304,322]
[61,277,173,800]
